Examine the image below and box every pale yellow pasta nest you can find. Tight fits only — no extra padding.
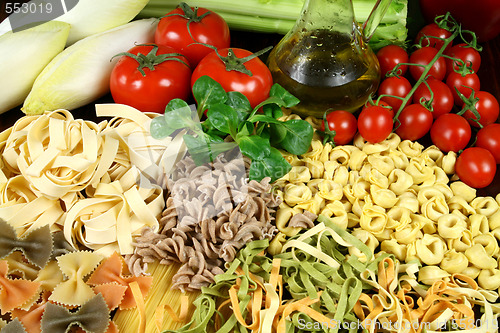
[273,132,500,292]
[0,105,186,256]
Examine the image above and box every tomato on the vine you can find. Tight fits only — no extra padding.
[462,91,500,128]
[445,71,480,105]
[362,100,394,117]
[476,123,500,163]
[409,47,447,81]
[415,23,453,51]
[155,3,230,66]
[413,78,454,119]
[444,43,481,76]
[191,48,273,108]
[320,110,357,145]
[357,105,393,143]
[376,45,409,77]
[395,104,433,141]
[455,147,496,188]
[430,113,471,152]
[110,44,192,113]
[378,76,412,112]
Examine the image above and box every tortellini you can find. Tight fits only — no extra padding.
[274,134,500,292]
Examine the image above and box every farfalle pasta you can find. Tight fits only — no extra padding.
[49,251,103,306]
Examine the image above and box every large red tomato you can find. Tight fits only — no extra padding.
[155,3,230,66]
[191,48,273,108]
[110,44,192,113]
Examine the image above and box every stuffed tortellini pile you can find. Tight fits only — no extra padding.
[272,133,500,292]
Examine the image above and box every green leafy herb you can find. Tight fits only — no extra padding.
[150,75,313,182]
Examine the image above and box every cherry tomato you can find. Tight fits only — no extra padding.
[110,44,192,113]
[463,91,500,128]
[445,71,480,105]
[415,23,453,51]
[444,43,481,76]
[409,47,447,81]
[395,104,433,141]
[191,48,273,108]
[430,113,471,152]
[362,100,394,118]
[320,110,358,145]
[413,78,454,119]
[376,45,409,77]
[357,105,394,143]
[155,4,230,66]
[455,147,496,188]
[378,76,413,112]
[476,123,500,163]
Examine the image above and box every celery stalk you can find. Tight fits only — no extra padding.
[22,19,157,115]
[138,0,408,48]
[0,21,70,115]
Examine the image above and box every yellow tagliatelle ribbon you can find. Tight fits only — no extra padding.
[0,105,187,253]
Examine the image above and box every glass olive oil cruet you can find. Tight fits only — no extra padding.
[267,0,393,117]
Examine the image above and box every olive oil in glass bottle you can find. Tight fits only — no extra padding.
[267,0,392,117]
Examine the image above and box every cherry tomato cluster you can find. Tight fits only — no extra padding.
[322,16,500,189]
[109,3,273,113]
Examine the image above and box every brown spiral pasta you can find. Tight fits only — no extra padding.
[126,152,281,291]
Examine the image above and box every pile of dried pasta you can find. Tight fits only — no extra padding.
[1,105,500,333]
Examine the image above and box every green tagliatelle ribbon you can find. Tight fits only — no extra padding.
[164,215,392,333]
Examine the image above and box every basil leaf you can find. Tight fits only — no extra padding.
[165,98,190,113]
[192,76,228,114]
[270,83,300,107]
[262,103,283,119]
[150,115,175,139]
[248,114,282,124]
[237,121,254,137]
[279,119,314,155]
[249,147,291,182]
[207,104,238,135]
[226,91,252,123]
[183,134,237,166]
[238,135,271,161]
[269,122,288,145]
[164,100,199,130]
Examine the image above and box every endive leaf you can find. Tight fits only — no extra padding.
[0,0,150,45]
[22,18,157,115]
[0,20,70,115]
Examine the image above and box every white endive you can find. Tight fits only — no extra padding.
[0,21,70,115]
[0,0,150,45]
[22,18,157,115]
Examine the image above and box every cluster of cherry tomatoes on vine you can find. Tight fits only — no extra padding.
[320,14,500,188]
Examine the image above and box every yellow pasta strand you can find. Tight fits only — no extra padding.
[113,262,199,333]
